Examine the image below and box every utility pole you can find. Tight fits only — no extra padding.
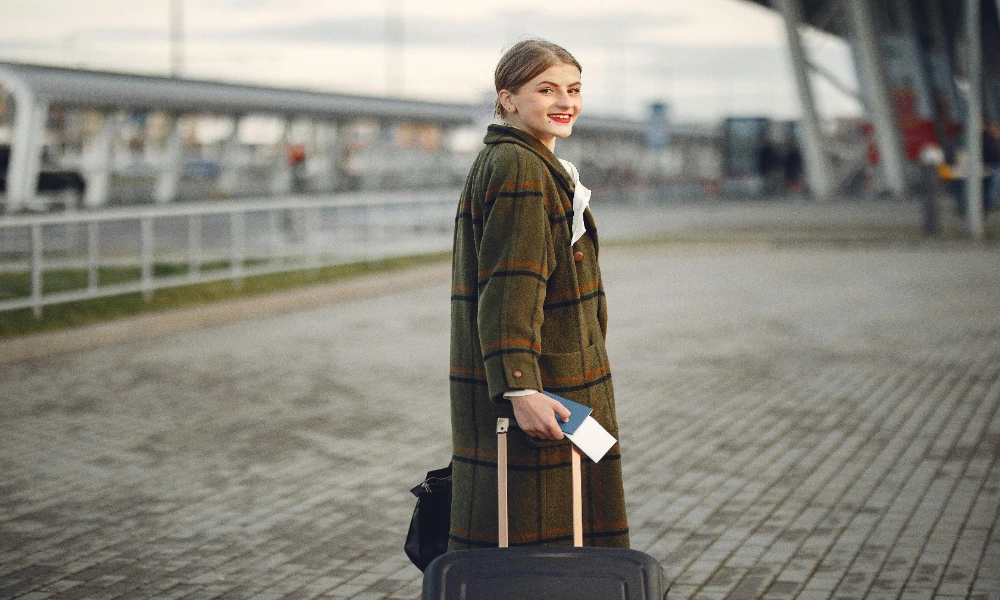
[170,0,184,77]
[385,0,404,95]
[965,0,984,238]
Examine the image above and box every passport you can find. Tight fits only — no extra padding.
[543,391,618,462]
[542,391,591,435]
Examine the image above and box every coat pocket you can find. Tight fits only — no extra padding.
[538,341,613,399]
[519,342,612,449]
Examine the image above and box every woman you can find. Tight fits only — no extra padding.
[448,39,629,549]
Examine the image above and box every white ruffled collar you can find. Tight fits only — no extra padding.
[558,159,590,245]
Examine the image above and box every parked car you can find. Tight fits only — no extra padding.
[0,145,86,211]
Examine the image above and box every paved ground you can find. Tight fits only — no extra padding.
[1,198,999,599]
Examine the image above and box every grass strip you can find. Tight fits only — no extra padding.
[0,252,450,339]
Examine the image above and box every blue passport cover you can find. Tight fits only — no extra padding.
[542,392,592,435]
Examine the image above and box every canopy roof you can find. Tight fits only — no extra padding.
[0,61,477,125]
[0,61,719,139]
[743,0,965,39]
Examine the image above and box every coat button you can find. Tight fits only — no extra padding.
[573,251,584,263]
[513,370,522,378]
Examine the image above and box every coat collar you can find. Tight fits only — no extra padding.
[483,124,575,196]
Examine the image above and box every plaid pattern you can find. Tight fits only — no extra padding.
[448,125,629,550]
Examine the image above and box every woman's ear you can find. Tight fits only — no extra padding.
[498,90,516,115]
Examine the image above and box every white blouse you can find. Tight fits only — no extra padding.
[558,158,590,245]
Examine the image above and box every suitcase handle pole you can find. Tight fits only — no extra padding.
[496,418,584,549]
[497,418,509,548]
[572,445,583,547]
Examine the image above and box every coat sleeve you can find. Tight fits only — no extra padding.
[477,146,556,403]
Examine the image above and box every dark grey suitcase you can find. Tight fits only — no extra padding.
[422,419,669,600]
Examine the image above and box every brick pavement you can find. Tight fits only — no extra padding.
[1,200,999,600]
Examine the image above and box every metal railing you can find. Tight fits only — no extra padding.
[0,190,459,317]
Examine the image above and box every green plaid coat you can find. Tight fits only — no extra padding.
[448,125,629,549]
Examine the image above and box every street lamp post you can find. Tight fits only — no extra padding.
[170,0,184,78]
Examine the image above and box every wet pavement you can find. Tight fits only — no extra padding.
[1,198,998,599]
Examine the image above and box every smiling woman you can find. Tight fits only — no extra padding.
[493,40,582,151]
[448,39,629,551]
[497,62,582,152]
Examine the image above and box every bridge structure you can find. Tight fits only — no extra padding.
[750,0,1000,237]
[0,61,477,213]
[0,62,721,215]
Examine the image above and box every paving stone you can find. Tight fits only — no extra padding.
[2,202,998,599]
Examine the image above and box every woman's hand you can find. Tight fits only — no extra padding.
[510,392,572,440]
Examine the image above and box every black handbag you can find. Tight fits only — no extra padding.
[404,463,452,571]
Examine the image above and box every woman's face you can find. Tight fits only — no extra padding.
[500,62,582,151]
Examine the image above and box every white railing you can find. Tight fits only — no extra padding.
[0,189,460,317]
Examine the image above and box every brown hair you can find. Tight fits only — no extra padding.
[494,39,582,119]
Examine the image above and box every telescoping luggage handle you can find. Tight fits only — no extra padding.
[496,418,583,548]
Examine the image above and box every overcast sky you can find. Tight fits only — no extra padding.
[0,0,862,123]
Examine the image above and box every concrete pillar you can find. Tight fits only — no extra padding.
[154,113,184,203]
[430,125,452,188]
[988,82,1000,124]
[217,114,243,197]
[5,92,48,212]
[83,111,117,208]
[923,0,962,125]
[906,0,950,154]
[996,0,1000,52]
[310,120,338,192]
[270,116,293,196]
[988,0,1000,123]
[846,0,909,197]
[775,0,835,199]
[893,0,936,120]
[965,0,984,237]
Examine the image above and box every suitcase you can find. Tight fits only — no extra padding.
[422,418,669,600]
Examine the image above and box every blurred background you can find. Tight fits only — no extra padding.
[0,0,998,318]
[2,5,999,599]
